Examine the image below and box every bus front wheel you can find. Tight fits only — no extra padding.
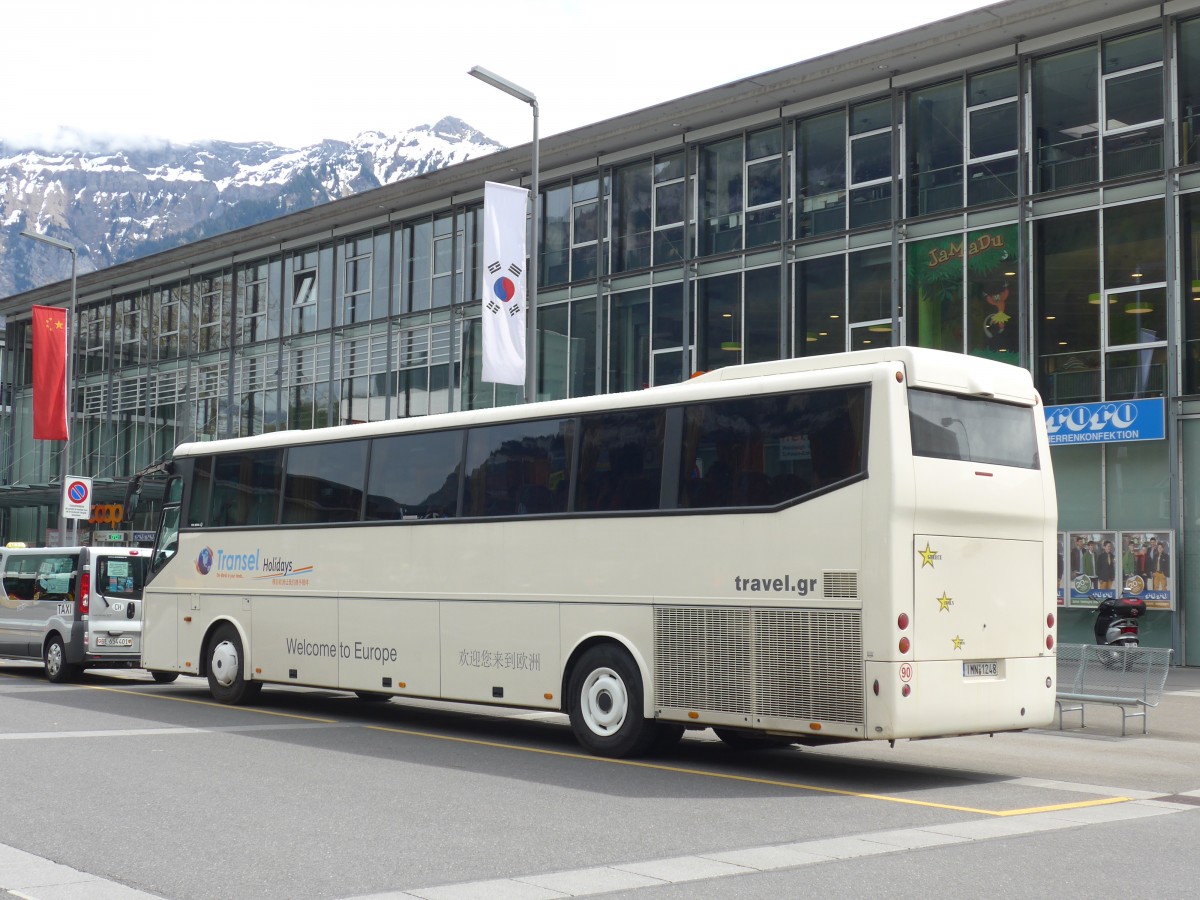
[206,623,262,705]
[568,644,658,758]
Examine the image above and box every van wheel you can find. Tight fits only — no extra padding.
[44,635,79,684]
[150,671,179,684]
[206,623,262,705]
[568,644,659,758]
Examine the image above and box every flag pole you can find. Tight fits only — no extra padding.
[20,231,77,546]
[469,66,539,402]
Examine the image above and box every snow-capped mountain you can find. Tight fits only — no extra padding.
[0,117,504,298]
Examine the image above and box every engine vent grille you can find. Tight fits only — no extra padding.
[654,606,864,726]
[654,607,753,713]
[823,571,859,599]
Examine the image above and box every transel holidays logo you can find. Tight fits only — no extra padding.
[195,547,314,579]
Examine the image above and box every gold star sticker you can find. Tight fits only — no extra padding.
[918,543,938,568]
[937,592,953,611]
[951,635,965,650]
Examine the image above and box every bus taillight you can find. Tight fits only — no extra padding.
[78,573,90,614]
[1047,613,1055,628]
[898,636,910,653]
[897,613,909,630]
[1046,635,1054,650]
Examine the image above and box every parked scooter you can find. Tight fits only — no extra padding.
[1093,595,1146,665]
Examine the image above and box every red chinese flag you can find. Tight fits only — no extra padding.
[32,305,68,441]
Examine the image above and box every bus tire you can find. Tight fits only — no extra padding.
[206,623,262,705]
[150,671,179,684]
[714,728,795,751]
[568,644,657,758]
[43,634,79,684]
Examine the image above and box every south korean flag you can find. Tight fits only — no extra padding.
[482,181,529,386]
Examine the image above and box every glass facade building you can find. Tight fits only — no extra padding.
[4,0,1200,662]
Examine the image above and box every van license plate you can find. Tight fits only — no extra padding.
[963,661,998,677]
[96,637,133,647]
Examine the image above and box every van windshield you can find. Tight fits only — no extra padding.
[97,556,146,600]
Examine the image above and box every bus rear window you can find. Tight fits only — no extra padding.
[909,389,1039,469]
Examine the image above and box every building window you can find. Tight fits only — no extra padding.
[197,273,228,353]
[908,80,963,217]
[608,288,650,391]
[287,341,332,430]
[1180,18,1200,166]
[237,262,270,346]
[394,321,451,418]
[117,293,144,367]
[1033,46,1099,192]
[1182,193,1200,392]
[1101,30,1164,179]
[613,161,652,272]
[797,110,847,237]
[156,284,187,360]
[700,136,744,255]
[695,273,741,372]
[80,302,108,376]
[289,249,320,335]
[432,213,461,309]
[907,226,1019,359]
[405,220,433,312]
[1036,200,1165,404]
[1102,200,1166,399]
[653,153,687,265]
[849,99,893,229]
[745,128,783,247]
[1037,211,1099,402]
[794,255,845,356]
[966,67,1019,205]
[848,245,893,346]
[340,235,374,325]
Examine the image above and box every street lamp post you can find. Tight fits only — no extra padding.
[20,230,77,546]
[468,65,539,403]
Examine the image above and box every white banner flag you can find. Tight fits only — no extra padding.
[482,181,529,386]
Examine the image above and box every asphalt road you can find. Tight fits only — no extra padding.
[1,661,1198,900]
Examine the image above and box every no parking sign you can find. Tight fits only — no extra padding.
[63,476,92,521]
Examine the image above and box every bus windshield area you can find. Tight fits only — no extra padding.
[908,388,1039,469]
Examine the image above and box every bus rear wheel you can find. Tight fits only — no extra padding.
[206,623,262,705]
[568,644,660,758]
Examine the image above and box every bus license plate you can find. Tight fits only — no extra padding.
[963,661,998,677]
[97,636,133,648]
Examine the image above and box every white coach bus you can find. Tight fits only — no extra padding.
[126,347,1057,757]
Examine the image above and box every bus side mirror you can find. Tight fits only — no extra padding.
[122,486,140,524]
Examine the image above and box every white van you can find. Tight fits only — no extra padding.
[0,545,160,683]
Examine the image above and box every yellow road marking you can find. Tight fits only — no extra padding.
[366,724,1132,817]
[79,683,338,723]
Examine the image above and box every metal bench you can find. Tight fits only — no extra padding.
[1055,643,1173,735]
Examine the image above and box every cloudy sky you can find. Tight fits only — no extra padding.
[4,0,993,150]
